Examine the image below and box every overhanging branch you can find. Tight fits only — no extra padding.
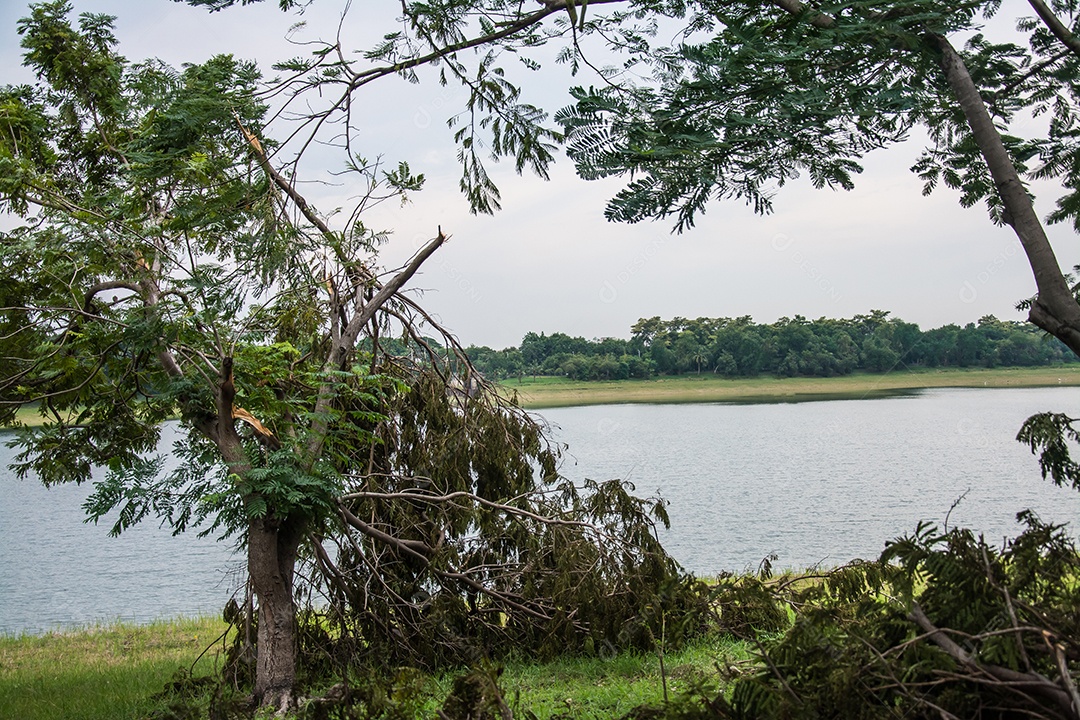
[337,501,554,623]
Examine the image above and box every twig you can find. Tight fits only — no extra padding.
[1045,630,1080,716]
[909,603,1077,719]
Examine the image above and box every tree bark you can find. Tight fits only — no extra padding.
[1026,0,1080,59]
[247,515,305,713]
[933,34,1080,358]
[215,358,303,712]
[771,0,1080,359]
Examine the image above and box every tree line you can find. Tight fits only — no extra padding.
[466,311,1079,381]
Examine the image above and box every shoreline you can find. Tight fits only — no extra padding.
[500,366,1080,409]
[7,367,1080,428]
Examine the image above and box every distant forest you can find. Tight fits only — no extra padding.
[465,312,1079,381]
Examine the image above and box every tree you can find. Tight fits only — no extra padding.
[1,3,703,712]
[0,3,447,708]
[558,0,1080,359]
[674,330,707,373]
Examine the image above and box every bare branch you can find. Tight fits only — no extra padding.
[340,487,615,539]
[1045,631,1080,716]
[337,501,554,622]
[83,281,140,310]
[909,603,1078,719]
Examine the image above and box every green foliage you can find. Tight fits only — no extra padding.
[281,366,711,671]
[468,312,1077,381]
[178,0,302,10]
[707,573,788,638]
[0,0,294,542]
[1017,411,1080,490]
[557,1,980,230]
[190,0,575,216]
[549,1,1080,236]
[449,51,561,215]
[710,514,1080,719]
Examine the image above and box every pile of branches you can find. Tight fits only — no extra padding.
[215,332,711,689]
[659,511,1080,719]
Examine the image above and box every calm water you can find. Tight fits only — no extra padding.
[3,387,1080,634]
[542,387,1080,574]
[0,423,244,635]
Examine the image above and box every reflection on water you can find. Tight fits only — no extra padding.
[4,387,1080,634]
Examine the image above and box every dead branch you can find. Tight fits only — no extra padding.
[340,486,616,539]
[909,603,1077,719]
[337,501,554,623]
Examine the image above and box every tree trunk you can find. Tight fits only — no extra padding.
[247,515,304,713]
[933,34,1080,358]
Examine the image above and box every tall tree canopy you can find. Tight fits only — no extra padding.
[176,0,1080,358]
[556,0,1080,352]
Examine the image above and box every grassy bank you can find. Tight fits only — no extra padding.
[0,618,742,720]
[486,633,746,719]
[501,365,1080,408]
[0,616,229,720]
[5,405,43,428]
[8,367,1078,428]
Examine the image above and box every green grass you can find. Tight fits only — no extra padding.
[0,617,747,720]
[2,404,182,430]
[340,632,749,718]
[4,405,43,428]
[0,616,229,720]
[8,367,1077,427]
[487,633,750,719]
[501,365,1080,408]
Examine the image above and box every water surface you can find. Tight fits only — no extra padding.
[0,423,243,635]
[3,387,1080,634]
[541,387,1080,573]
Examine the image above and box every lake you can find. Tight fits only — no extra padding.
[3,386,1079,635]
[0,423,246,636]
[542,387,1080,574]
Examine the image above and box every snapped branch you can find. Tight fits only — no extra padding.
[338,501,554,623]
[340,487,615,540]
[909,603,1078,719]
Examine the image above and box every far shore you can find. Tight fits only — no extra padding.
[499,366,1080,409]
[7,367,1080,429]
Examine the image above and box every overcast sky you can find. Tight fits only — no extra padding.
[1,0,1074,349]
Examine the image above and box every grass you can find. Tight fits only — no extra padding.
[488,633,749,719]
[500,365,1080,408]
[0,617,746,720]
[8,367,1078,428]
[6,405,43,428]
[0,616,229,720]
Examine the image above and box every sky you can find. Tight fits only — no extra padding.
[1,0,1074,349]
